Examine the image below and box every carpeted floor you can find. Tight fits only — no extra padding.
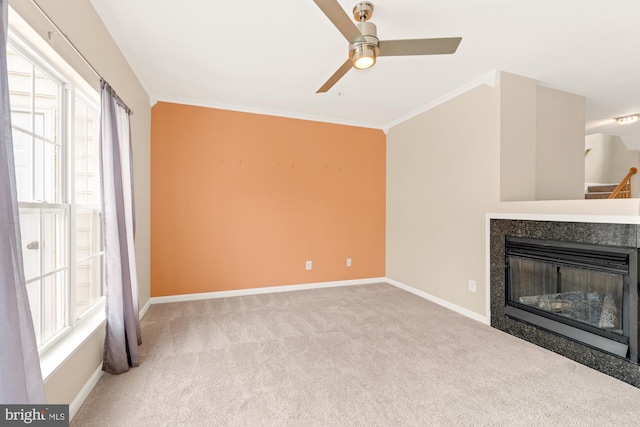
[71,283,640,426]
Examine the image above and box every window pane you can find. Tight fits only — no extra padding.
[12,110,32,136]
[23,135,61,203]
[76,254,103,318]
[43,271,65,343]
[34,135,45,201]
[34,67,59,141]
[7,46,33,133]
[76,209,102,258]
[19,208,40,282]
[75,97,100,205]
[42,139,61,203]
[26,280,41,346]
[75,206,103,318]
[42,209,66,274]
[12,127,33,201]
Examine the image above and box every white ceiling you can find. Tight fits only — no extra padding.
[90,0,640,148]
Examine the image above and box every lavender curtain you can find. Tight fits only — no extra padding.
[100,80,141,374]
[0,0,46,403]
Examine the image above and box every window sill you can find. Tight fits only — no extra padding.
[40,302,105,381]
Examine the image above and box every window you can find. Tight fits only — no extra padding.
[7,33,103,351]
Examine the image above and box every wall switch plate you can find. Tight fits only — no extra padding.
[346,258,352,267]
[468,279,477,293]
[306,260,312,270]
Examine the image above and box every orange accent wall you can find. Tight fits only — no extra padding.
[150,102,386,296]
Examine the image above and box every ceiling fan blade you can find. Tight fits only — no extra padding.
[316,59,353,93]
[378,37,462,56]
[313,0,365,43]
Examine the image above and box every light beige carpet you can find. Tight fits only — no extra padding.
[71,283,640,426]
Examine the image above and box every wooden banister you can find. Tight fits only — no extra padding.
[608,167,638,199]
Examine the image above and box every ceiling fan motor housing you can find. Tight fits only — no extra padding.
[349,21,379,68]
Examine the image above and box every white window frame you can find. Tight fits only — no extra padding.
[8,7,106,380]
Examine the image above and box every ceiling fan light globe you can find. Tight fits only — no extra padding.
[354,55,375,69]
[351,44,376,69]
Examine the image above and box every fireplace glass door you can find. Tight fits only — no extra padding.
[504,236,638,360]
[507,256,624,335]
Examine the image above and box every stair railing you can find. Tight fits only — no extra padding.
[608,167,638,199]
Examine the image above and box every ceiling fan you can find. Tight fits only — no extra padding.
[313,0,462,93]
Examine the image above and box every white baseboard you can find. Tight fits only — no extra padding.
[69,363,102,421]
[385,278,489,325]
[148,277,387,305]
[139,298,152,320]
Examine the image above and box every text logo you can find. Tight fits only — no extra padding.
[1,405,68,427]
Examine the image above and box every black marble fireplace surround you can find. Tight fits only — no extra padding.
[490,219,640,387]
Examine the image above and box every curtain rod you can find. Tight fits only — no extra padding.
[30,0,102,81]
[30,0,134,114]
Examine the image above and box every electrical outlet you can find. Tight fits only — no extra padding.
[346,258,352,267]
[306,260,312,270]
[468,279,477,293]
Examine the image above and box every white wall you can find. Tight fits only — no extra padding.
[585,134,614,183]
[9,0,150,406]
[500,72,536,201]
[610,136,634,183]
[387,83,500,316]
[535,86,585,200]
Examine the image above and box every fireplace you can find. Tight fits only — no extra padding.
[504,236,638,361]
[490,218,640,387]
